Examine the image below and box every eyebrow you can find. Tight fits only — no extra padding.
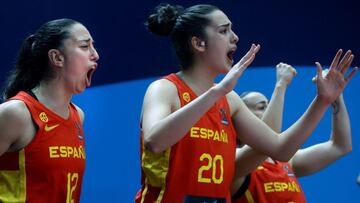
[217,23,231,28]
[77,38,95,43]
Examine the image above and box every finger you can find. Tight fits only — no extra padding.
[341,54,354,74]
[240,54,255,71]
[253,44,261,54]
[337,50,352,71]
[329,49,343,70]
[315,62,323,80]
[292,68,297,76]
[345,67,358,83]
[312,76,317,83]
[238,44,256,65]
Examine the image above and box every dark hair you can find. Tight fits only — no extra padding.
[146,3,219,69]
[2,18,80,100]
[240,91,251,99]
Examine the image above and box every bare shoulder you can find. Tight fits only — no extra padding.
[226,90,243,116]
[0,100,31,124]
[146,79,178,95]
[0,100,33,153]
[72,103,85,124]
[144,79,179,107]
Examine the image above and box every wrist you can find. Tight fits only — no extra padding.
[275,81,287,90]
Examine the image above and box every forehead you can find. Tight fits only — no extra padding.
[244,92,268,105]
[67,23,93,41]
[207,10,231,27]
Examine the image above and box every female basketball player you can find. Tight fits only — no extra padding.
[0,19,99,203]
[136,3,357,202]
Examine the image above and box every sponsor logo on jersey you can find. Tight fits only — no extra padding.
[219,108,229,125]
[183,92,191,103]
[39,112,49,123]
[75,122,83,140]
[283,164,294,177]
[44,124,60,132]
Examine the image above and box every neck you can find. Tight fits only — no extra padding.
[178,63,218,96]
[32,81,72,119]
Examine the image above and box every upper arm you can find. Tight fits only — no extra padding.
[0,100,33,155]
[73,104,85,124]
[289,141,344,177]
[228,92,281,157]
[141,79,179,135]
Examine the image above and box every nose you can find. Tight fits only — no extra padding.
[90,46,99,61]
[231,30,239,44]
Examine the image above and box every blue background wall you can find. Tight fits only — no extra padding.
[1,0,359,202]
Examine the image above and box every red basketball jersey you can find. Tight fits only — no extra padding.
[135,73,237,203]
[233,161,306,203]
[0,91,86,203]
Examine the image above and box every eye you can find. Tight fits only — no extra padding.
[219,28,228,34]
[80,44,89,49]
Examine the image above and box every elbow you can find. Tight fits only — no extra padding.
[143,136,164,154]
[270,150,293,162]
[341,145,352,155]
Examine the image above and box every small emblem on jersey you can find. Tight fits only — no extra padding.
[75,122,83,140]
[219,108,229,125]
[283,164,294,177]
[183,92,191,103]
[44,124,60,132]
[39,112,49,123]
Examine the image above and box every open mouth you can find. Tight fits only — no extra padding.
[86,68,96,87]
[227,49,236,64]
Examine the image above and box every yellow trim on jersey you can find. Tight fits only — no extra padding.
[140,178,149,203]
[245,190,255,203]
[141,146,171,187]
[0,149,26,203]
[19,149,26,202]
[141,143,170,202]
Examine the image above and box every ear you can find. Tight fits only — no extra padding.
[191,36,206,53]
[48,49,65,67]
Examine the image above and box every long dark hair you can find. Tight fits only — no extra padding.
[146,3,219,69]
[2,18,80,100]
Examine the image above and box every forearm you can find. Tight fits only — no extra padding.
[330,95,352,154]
[144,86,224,153]
[262,83,286,132]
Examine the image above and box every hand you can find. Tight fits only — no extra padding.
[315,49,358,104]
[216,44,261,94]
[276,62,297,87]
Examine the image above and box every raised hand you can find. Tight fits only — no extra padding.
[216,44,261,94]
[315,49,358,104]
[276,62,297,86]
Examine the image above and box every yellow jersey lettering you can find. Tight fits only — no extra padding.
[190,127,200,138]
[264,182,273,192]
[60,146,68,158]
[264,181,301,193]
[189,127,228,143]
[200,128,208,139]
[220,130,228,143]
[49,146,85,159]
[73,147,79,158]
[49,146,59,158]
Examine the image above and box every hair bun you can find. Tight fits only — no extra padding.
[146,3,184,36]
